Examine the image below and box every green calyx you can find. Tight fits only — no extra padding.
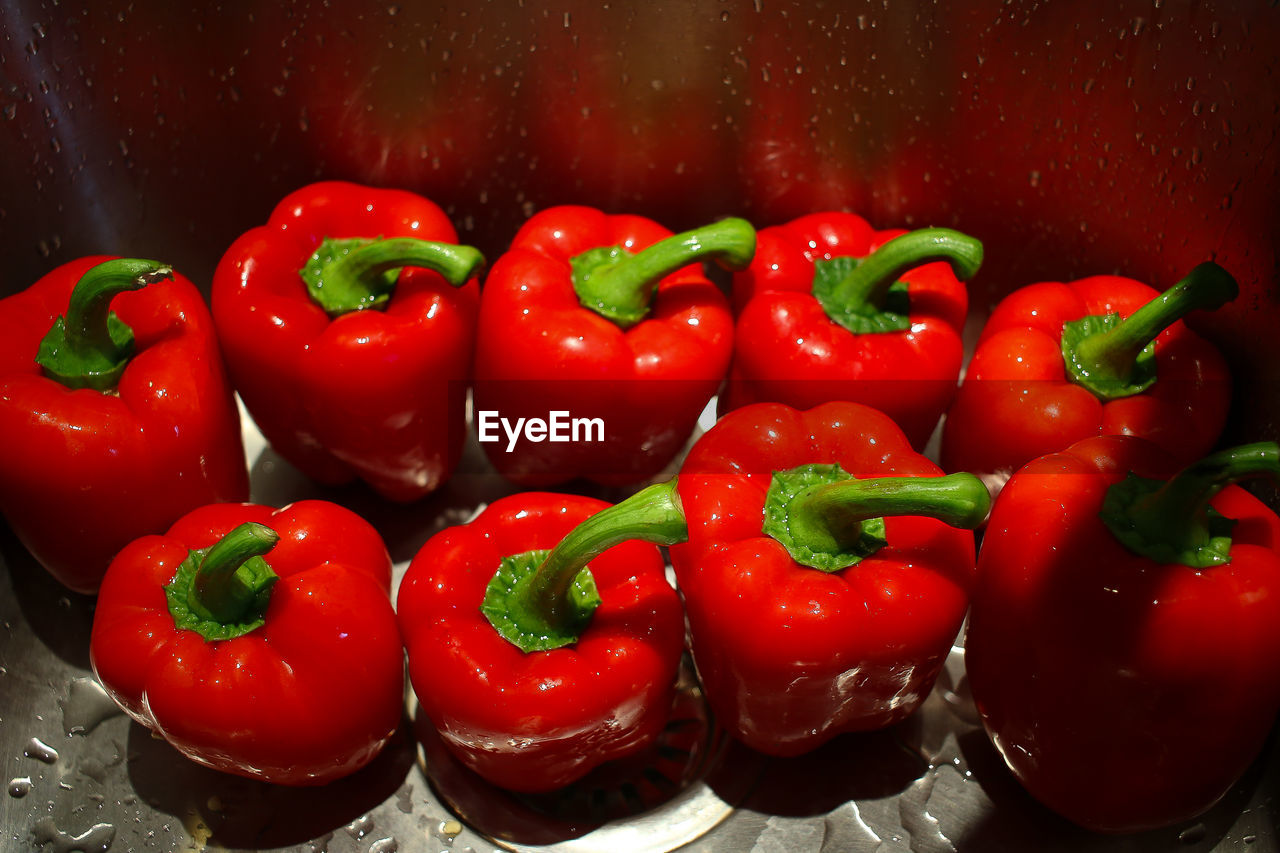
[570,217,757,329]
[762,464,991,572]
[36,258,174,392]
[165,522,281,642]
[764,464,887,570]
[300,235,485,318]
[1062,262,1238,401]
[480,550,602,654]
[480,479,688,653]
[813,227,983,335]
[1100,442,1280,568]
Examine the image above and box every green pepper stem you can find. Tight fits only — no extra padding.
[1104,442,1280,567]
[333,238,483,289]
[187,522,281,625]
[573,217,757,329]
[787,473,990,556]
[827,228,983,314]
[1070,262,1237,389]
[35,258,173,391]
[527,479,688,631]
[302,237,485,317]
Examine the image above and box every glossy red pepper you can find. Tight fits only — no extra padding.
[721,213,983,449]
[965,436,1280,832]
[669,401,988,756]
[211,180,484,502]
[472,206,751,486]
[941,263,1236,488]
[397,486,686,792]
[90,500,404,786]
[0,257,249,594]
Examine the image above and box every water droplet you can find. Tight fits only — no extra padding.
[719,10,730,21]
[1082,78,1096,94]
[386,4,400,14]
[117,139,129,156]
[347,814,375,839]
[62,677,123,736]
[1178,824,1206,844]
[899,773,957,853]
[3,104,15,120]
[31,818,115,853]
[1132,17,1146,35]
[1028,170,1041,187]
[8,777,32,798]
[368,839,398,853]
[25,736,59,764]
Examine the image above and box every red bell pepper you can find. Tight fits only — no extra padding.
[0,257,249,594]
[965,436,1280,832]
[720,213,984,449]
[472,206,752,486]
[941,263,1236,487]
[89,500,404,786]
[397,486,686,792]
[669,401,989,756]
[211,180,484,502]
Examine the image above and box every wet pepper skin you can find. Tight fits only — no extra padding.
[0,256,249,594]
[670,401,976,756]
[941,275,1230,481]
[90,501,405,786]
[723,212,969,449]
[966,436,1280,832]
[212,181,479,502]
[472,206,733,486]
[397,492,684,792]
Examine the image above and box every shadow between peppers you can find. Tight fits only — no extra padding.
[123,712,417,849]
[1,522,94,671]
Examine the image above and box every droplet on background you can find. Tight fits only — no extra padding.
[31,818,116,853]
[25,736,59,764]
[1179,824,1208,845]
[62,677,124,736]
